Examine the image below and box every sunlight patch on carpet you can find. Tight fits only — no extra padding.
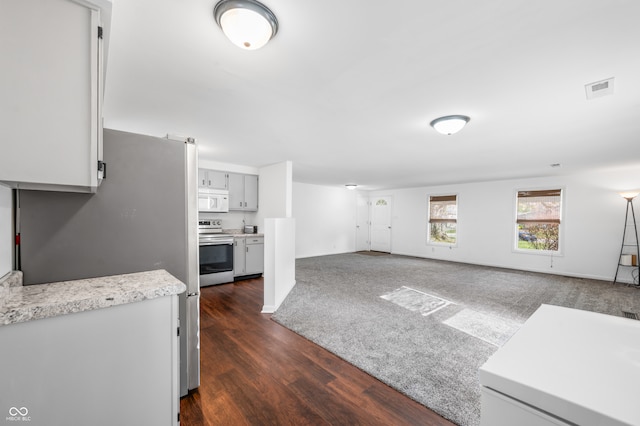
[443,309,522,346]
[380,286,453,316]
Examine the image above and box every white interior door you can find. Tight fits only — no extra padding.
[370,196,392,252]
[356,195,370,251]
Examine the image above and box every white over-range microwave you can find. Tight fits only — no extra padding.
[198,189,229,213]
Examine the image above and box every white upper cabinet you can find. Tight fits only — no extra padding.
[0,0,111,192]
[198,169,228,190]
[244,174,259,211]
[228,173,258,211]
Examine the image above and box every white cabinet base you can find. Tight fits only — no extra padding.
[479,305,640,426]
[234,236,263,277]
[481,387,570,426]
[0,296,179,426]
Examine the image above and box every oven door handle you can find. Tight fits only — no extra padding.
[199,241,234,246]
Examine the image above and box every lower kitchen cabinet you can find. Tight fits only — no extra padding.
[234,236,264,278]
[233,237,246,276]
[478,304,640,426]
[245,237,265,275]
[0,295,180,426]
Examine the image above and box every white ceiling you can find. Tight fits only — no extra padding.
[103,0,640,191]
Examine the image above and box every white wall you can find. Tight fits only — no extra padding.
[258,162,295,314]
[0,185,12,277]
[201,156,640,282]
[256,161,293,229]
[370,166,640,281]
[198,159,258,176]
[293,182,358,259]
[262,218,296,313]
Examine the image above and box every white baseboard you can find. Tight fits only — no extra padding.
[261,305,276,314]
[262,278,298,314]
[391,251,613,282]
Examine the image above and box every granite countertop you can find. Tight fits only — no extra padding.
[222,229,264,237]
[223,229,264,237]
[0,269,186,327]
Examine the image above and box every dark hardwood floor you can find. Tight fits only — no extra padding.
[180,278,456,425]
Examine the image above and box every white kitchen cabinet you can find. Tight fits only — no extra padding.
[198,169,228,189]
[245,236,265,275]
[233,236,263,277]
[0,0,111,193]
[0,295,180,426]
[480,387,570,426]
[228,173,259,211]
[479,304,640,426]
[233,237,246,277]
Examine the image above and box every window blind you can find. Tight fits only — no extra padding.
[516,189,561,224]
[429,195,457,223]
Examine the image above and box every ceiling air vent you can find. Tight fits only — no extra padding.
[585,77,614,100]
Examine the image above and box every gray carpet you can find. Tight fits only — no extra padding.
[272,253,640,426]
[381,286,453,316]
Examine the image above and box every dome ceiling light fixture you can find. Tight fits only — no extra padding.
[430,115,470,135]
[213,0,278,50]
[345,184,358,190]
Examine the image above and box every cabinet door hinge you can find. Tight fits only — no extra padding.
[177,326,180,337]
[98,161,107,179]
[98,26,103,39]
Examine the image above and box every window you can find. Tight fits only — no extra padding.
[516,189,562,252]
[428,195,457,244]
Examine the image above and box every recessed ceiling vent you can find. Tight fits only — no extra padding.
[585,77,614,100]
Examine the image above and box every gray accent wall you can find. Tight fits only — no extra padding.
[19,129,188,286]
[18,129,192,396]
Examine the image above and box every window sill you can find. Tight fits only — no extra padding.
[512,248,563,257]
[428,241,458,248]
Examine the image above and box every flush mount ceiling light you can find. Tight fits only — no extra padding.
[214,0,278,50]
[345,184,358,190]
[430,115,470,135]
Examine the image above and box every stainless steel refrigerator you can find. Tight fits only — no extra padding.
[17,128,200,397]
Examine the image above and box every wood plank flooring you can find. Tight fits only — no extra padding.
[180,278,456,426]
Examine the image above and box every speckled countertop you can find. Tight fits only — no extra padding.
[0,269,186,326]
[223,229,264,237]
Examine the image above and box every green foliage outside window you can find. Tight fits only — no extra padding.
[431,223,457,244]
[517,223,559,251]
[516,189,561,252]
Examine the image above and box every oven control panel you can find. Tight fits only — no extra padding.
[198,219,221,227]
[198,219,222,234]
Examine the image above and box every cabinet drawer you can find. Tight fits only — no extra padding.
[481,387,570,426]
[246,237,264,244]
